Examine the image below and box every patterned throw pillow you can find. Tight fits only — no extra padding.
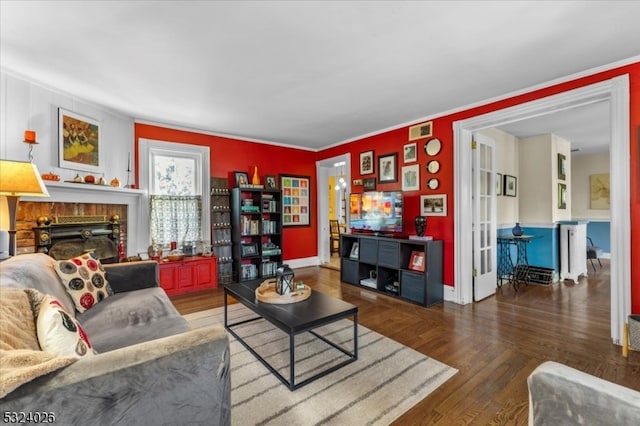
[54,251,113,313]
[36,294,95,357]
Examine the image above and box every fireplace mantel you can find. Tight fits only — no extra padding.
[22,181,145,257]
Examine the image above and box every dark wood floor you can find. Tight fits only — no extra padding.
[170,259,640,425]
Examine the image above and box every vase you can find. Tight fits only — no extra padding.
[512,222,523,236]
[414,215,427,237]
[252,166,260,185]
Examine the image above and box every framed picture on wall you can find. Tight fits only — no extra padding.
[558,183,567,209]
[363,177,376,191]
[496,172,503,196]
[378,153,398,183]
[558,153,567,180]
[58,108,103,172]
[403,143,417,163]
[420,194,447,216]
[280,174,311,226]
[401,164,419,191]
[359,150,374,175]
[504,175,517,197]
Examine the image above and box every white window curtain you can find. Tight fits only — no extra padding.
[150,195,202,245]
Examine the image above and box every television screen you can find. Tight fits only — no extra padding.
[349,191,403,233]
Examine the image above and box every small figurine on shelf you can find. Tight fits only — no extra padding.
[110,177,120,188]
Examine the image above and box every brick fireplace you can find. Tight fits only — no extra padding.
[19,181,144,258]
[16,201,128,257]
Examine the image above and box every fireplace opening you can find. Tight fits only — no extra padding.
[33,215,121,263]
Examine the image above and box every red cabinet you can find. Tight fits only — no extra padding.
[158,256,218,296]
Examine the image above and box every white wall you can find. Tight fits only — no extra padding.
[517,133,571,223]
[572,152,610,219]
[0,71,134,181]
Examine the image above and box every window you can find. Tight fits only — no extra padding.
[139,139,210,249]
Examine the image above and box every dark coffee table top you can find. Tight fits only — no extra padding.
[224,281,358,333]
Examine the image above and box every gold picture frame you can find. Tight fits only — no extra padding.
[58,108,102,172]
[408,121,432,141]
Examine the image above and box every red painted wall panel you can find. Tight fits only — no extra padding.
[134,123,318,260]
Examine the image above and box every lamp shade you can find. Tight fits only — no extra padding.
[0,160,49,197]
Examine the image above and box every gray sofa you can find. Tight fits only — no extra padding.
[528,361,640,425]
[0,253,230,425]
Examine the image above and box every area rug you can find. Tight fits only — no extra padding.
[184,303,457,426]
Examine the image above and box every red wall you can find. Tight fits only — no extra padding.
[319,62,640,311]
[134,124,318,260]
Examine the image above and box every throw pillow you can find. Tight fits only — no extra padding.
[35,293,95,357]
[54,251,113,313]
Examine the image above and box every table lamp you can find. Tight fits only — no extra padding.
[0,160,49,256]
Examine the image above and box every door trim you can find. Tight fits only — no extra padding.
[453,76,630,344]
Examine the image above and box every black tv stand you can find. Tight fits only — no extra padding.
[340,233,443,307]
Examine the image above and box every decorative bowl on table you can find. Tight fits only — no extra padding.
[167,250,185,262]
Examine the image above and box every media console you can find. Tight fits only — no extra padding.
[340,233,443,307]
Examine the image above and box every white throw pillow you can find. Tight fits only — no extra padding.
[53,251,113,313]
[36,295,95,357]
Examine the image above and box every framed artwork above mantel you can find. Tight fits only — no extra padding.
[58,108,103,173]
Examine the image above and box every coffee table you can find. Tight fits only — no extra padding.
[223,281,358,390]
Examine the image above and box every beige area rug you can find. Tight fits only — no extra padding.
[185,303,457,426]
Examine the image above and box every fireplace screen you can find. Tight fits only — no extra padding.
[33,215,121,263]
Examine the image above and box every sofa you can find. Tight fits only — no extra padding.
[0,253,230,426]
[527,361,640,425]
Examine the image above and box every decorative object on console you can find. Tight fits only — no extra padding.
[58,108,102,173]
[41,171,60,181]
[512,223,523,236]
[265,175,277,189]
[359,150,374,175]
[420,194,447,217]
[0,160,50,256]
[275,264,294,295]
[280,174,311,226]
[408,121,432,141]
[234,171,249,187]
[414,215,427,237]
[378,153,397,183]
[252,166,260,185]
[409,251,426,272]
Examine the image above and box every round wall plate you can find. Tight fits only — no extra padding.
[424,138,442,156]
[427,178,439,190]
[426,160,440,174]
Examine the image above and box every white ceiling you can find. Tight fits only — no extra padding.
[1,1,639,152]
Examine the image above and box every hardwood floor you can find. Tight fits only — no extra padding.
[170,259,640,425]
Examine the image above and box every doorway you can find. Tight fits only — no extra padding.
[454,77,630,344]
[316,153,351,269]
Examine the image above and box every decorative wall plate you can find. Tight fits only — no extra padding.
[424,138,442,156]
[427,178,439,190]
[426,160,440,174]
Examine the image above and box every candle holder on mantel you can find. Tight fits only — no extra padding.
[124,152,133,188]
